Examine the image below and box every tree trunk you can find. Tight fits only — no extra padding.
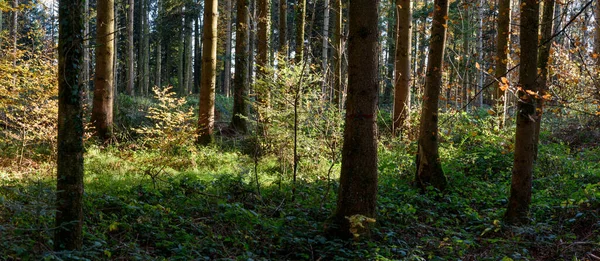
[279,0,287,57]
[505,0,539,224]
[232,0,249,132]
[595,1,600,65]
[197,0,218,145]
[257,0,270,96]
[224,0,233,96]
[194,8,202,93]
[55,0,85,251]
[415,0,448,191]
[393,0,412,137]
[533,0,554,160]
[329,0,379,239]
[321,0,330,94]
[92,0,115,143]
[184,4,193,94]
[155,0,162,88]
[462,1,470,111]
[495,0,510,116]
[332,0,342,106]
[143,0,150,95]
[248,0,256,85]
[295,0,305,63]
[383,0,396,104]
[476,0,483,107]
[126,0,135,95]
[178,5,184,95]
[82,0,90,103]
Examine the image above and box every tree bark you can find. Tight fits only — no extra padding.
[126,0,135,95]
[383,0,396,104]
[155,0,162,88]
[495,0,510,111]
[92,0,115,143]
[279,0,287,57]
[257,0,270,97]
[143,0,150,95]
[55,0,85,251]
[82,0,90,103]
[329,0,379,239]
[595,1,600,65]
[184,4,193,94]
[332,0,342,106]
[321,0,330,94]
[224,0,233,96]
[194,8,202,93]
[294,0,305,63]
[197,0,219,145]
[393,0,412,137]
[505,0,539,224]
[415,0,448,191]
[231,0,249,132]
[533,0,554,161]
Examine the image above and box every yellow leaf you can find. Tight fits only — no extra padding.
[475,62,480,70]
[501,77,509,84]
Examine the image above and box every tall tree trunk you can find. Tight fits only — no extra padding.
[82,0,90,103]
[461,1,470,111]
[257,0,270,96]
[0,9,3,51]
[143,0,150,95]
[55,0,85,250]
[383,0,396,104]
[126,0,135,95]
[505,0,539,224]
[476,0,483,107]
[295,0,305,63]
[495,0,511,119]
[415,0,448,191]
[321,0,330,94]
[248,0,256,85]
[232,0,249,132]
[393,0,412,137]
[11,0,18,64]
[137,0,146,96]
[224,0,233,96]
[92,0,115,143]
[533,0,554,160]
[184,5,193,94]
[194,9,202,93]
[595,0,600,65]
[279,0,287,57]
[178,5,185,95]
[197,0,218,145]
[329,0,379,239]
[155,0,162,88]
[332,0,342,106]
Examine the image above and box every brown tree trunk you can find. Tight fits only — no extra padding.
[329,0,379,239]
[143,0,150,95]
[232,0,249,132]
[82,0,90,103]
[505,0,539,224]
[197,0,219,145]
[156,0,162,88]
[184,4,193,94]
[257,0,270,98]
[92,0,115,143]
[126,0,135,95]
[295,0,306,63]
[393,0,412,137]
[383,0,395,104]
[279,0,287,57]
[495,0,511,117]
[596,0,600,65]
[55,0,85,251]
[415,0,448,191]
[332,0,342,106]
[533,0,554,161]
[224,0,233,96]
[321,0,330,94]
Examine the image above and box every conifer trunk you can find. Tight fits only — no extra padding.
[495,0,511,113]
[279,0,287,57]
[92,0,115,142]
[534,0,554,160]
[232,0,249,132]
[332,0,342,106]
[415,0,448,191]
[393,0,412,137]
[197,0,218,145]
[295,0,305,63]
[224,0,233,96]
[126,0,135,95]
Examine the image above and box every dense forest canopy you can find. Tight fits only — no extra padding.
[1,0,599,259]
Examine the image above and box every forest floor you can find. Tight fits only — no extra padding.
[1,97,599,260]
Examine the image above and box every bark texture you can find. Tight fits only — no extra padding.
[295,0,306,63]
[329,0,379,239]
[332,0,342,106]
[495,0,510,108]
[55,0,85,250]
[92,0,115,142]
[197,0,218,145]
[505,0,539,224]
[126,0,135,95]
[534,0,554,160]
[223,0,233,96]
[393,0,412,137]
[279,0,287,57]
[415,0,448,191]
[231,0,249,132]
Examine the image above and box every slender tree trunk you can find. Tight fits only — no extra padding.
[126,0,135,95]
[476,0,483,107]
[332,0,342,106]
[393,0,412,137]
[143,0,150,95]
[137,0,146,96]
[232,0,249,132]
[295,0,305,63]
[0,9,3,51]
[383,0,396,104]
[155,0,162,88]
[197,0,218,145]
[495,0,510,120]
[595,0,600,65]
[194,9,202,93]
[55,0,85,250]
[178,5,185,95]
[321,0,330,94]
[329,0,379,239]
[92,0,115,142]
[462,1,470,111]
[257,0,270,93]
[248,0,256,85]
[415,0,448,191]
[533,0,554,160]
[184,5,193,94]
[279,0,287,57]
[82,0,90,103]
[224,0,233,96]
[11,0,18,65]
[505,0,539,224]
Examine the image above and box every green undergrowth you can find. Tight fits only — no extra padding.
[1,110,599,260]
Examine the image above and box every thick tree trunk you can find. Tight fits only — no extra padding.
[393,0,412,137]
[495,0,510,115]
[278,0,287,57]
[92,0,115,143]
[55,0,85,251]
[415,0,448,191]
[533,0,554,160]
[257,0,270,95]
[505,0,539,224]
[295,0,305,63]
[329,0,379,239]
[332,0,342,106]
[126,0,135,95]
[197,0,218,145]
[224,0,233,96]
[231,0,249,132]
